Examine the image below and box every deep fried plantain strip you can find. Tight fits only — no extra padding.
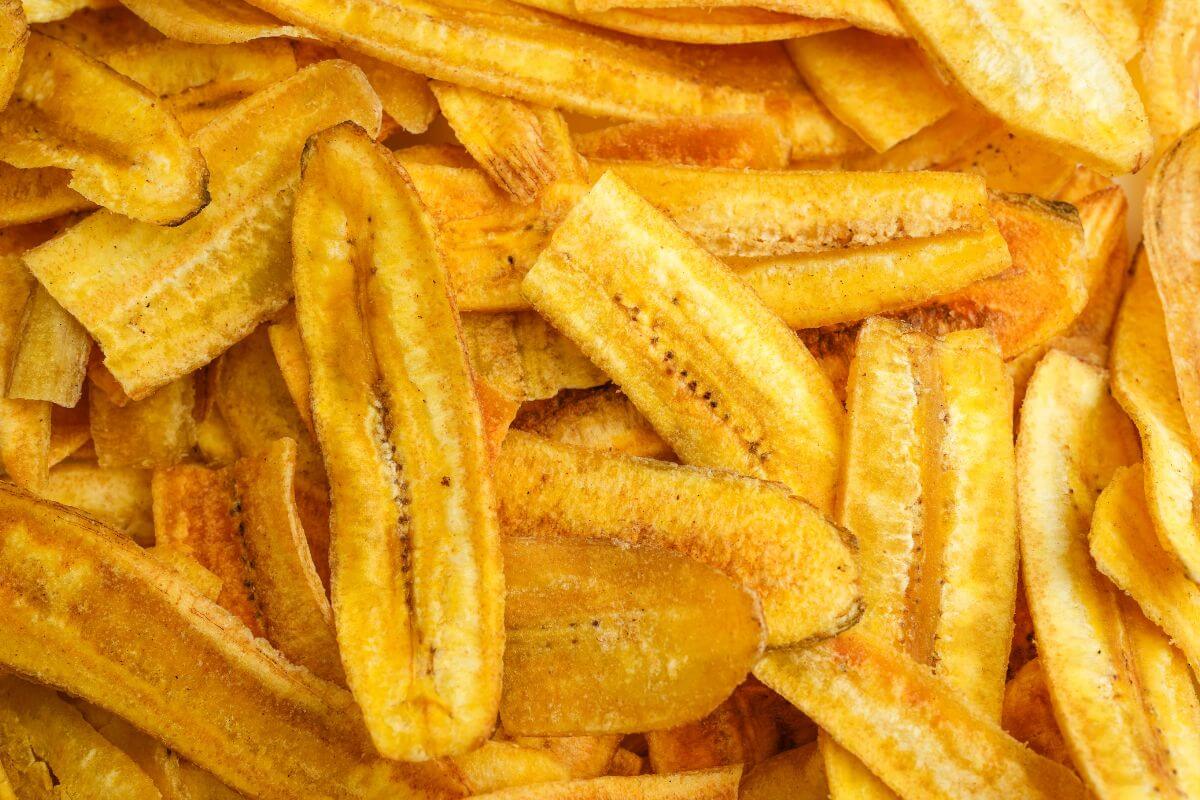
[572,0,902,35]
[1000,660,1073,767]
[0,0,24,111]
[90,376,196,469]
[1144,125,1200,452]
[465,767,741,800]
[1017,349,1183,797]
[740,744,827,800]
[119,0,310,43]
[754,632,1087,800]
[1089,464,1200,677]
[512,386,670,459]
[24,61,382,400]
[6,283,89,407]
[1110,256,1200,581]
[574,115,789,170]
[240,0,862,160]
[0,164,92,227]
[293,123,502,760]
[497,430,859,646]
[888,0,1150,175]
[452,741,570,795]
[1138,0,1200,152]
[0,33,208,225]
[0,484,465,800]
[37,460,153,544]
[523,172,843,511]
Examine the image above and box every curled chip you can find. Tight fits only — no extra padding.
[466,766,741,800]
[1144,125,1200,452]
[786,29,952,152]
[755,632,1087,800]
[461,312,605,403]
[889,0,1151,175]
[1017,349,1188,798]
[0,33,208,225]
[497,430,860,647]
[501,537,763,736]
[120,0,310,43]
[1110,257,1200,581]
[574,115,789,170]
[239,0,862,160]
[293,123,502,760]
[0,484,464,799]
[523,173,843,510]
[24,60,382,400]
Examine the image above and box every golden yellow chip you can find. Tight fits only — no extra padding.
[572,0,903,35]
[1001,660,1073,767]
[740,744,826,800]
[6,283,90,408]
[37,461,153,545]
[0,164,92,227]
[90,376,196,469]
[1138,0,1200,152]
[120,0,309,43]
[513,387,671,460]
[453,741,571,795]
[575,115,789,170]
[465,767,741,800]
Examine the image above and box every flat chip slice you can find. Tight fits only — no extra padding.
[937,127,1078,197]
[321,47,436,135]
[293,123,502,760]
[575,115,789,170]
[786,30,952,152]
[740,744,826,800]
[0,0,24,112]
[120,0,310,43]
[461,312,606,403]
[241,0,862,160]
[22,0,114,22]
[1001,660,1073,766]
[1017,349,1183,798]
[453,741,570,795]
[0,33,208,225]
[498,430,859,645]
[1138,0,1200,151]
[90,376,196,469]
[754,632,1087,800]
[572,0,902,35]
[266,308,314,432]
[888,0,1151,175]
[523,172,843,511]
[1144,125,1200,452]
[466,767,741,800]
[1079,0,1142,62]
[507,737,622,780]
[0,675,160,800]
[0,164,91,227]
[1110,256,1200,581]
[512,387,670,459]
[37,461,152,544]
[24,60,383,400]
[7,283,89,407]
[1089,463,1200,676]
[501,537,762,737]
[32,6,161,57]
[0,484,464,800]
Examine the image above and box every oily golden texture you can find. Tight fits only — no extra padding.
[36,461,153,544]
[152,438,343,683]
[1001,660,1072,767]
[1016,349,1186,798]
[498,430,859,646]
[6,284,90,407]
[523,173,843,511]
[575,115,789,170]
[1089,464,1200,677]
[0,164,91,227]
[1078,0,1142,62]
[1144,125,1200,451]
[293,124,502,761]
[786,30,952,152]
[90,377,196,469]
[571,0,902,35]
[0,484,464,800]
[24,61,382,400]
[501,537,763,737]
[644,686,781,773]
[241,0,862,160]
[1139,0,1200,151]
[0,33,208,224]
[739,744,827,800]
[452,741,570,795]
[0,675,161,800]
[466,767,741,800]
[512,387,670,459]
[889,0,1151,175]
[1110,257,1200,581]
[119,0,309,42]
[0,232,50,491]
[755,633,1087,800]
[0,1,25,113]
[461,313,605,403]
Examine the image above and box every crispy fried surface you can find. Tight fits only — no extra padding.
[0,164,91,227]
[465,767,740,800]
[7,283,89,407]
[120,0,310,43]
[1138,0,1200,151]
[294,123,502,760]
[575,115,789,169]
[573,0,902,35]
[512,387,670,459]
[523,173,843,510]
[24,61,382,399]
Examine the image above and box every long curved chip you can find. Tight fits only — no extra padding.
[0,164,91,228]
[500,537,762,737]
[7,283,89,407]
[240,0,862,160]
[293,123,502,761]
[754,632,1087,800]
[0,0,23,112]
[1001,660,1072,767]
[511,3,845,45]
[1139,0,1200,152]
[466,767,740,800]
[0,484,465,800]
[22,0,113,22]
[120,0,310,43]
[497,430,860,646]
[1110,256,1200,581]
[523,172,843,511]
[1089,463,1200,677]
[575,115,789,170]
[1017,349,1182,798]
[572,0,902,35]
[0,33,207,224]
[1144,125,1200,453]
[888,0,1150,175]
[24,60,382,400]
[512,386,670,459]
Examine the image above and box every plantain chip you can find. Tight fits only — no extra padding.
[0,164,91,227]
[512,387,670,460]
[645,688,779,774]
[1138,0,1200,152]
[0,484,465,800]
[293,123,502,761]
[506,737,622,781]
[0,0,24,112]
[90,376,196,469]
[24,60,382,400]
[498,430,859,646]
[465,767,740,800]
[574,115,789,170]
[786,29,952,152]
[120,0,309,43]
[1078,0,1142,62]
[22,0,114,23]
[31,5,160,57]
[6,281,88,407]
[500,537,763,737]
[1001,660,1073,767]
[571,0,902,35]
[37,461,152,544]
[453,741,570,795]
[461,312,606,403]
[0,33,208,224]
[739,744,826,800]
[889,0,1151,175]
